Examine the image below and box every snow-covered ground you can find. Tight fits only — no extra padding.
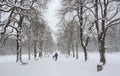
[0,52,120,76]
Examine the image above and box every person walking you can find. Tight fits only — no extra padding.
[53,52,58,61]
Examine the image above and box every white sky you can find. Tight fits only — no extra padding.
[45,0,61,42]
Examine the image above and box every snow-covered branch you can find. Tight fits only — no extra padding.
[106,18,120,27]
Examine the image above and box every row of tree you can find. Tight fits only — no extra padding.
[0,0,55,62]
[57,0,120,65]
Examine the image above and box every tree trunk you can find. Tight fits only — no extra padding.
[16,16,24,62]
[19,29,22,62]
[100,0,107,65]
[28,46,31,60]
[16,31,19,62]
[28,28,31,60]
[77,1,88,61]
[83,46,87,61]
[94,0,106,65]
[34,40,37,58]
[67,43,71,56]
[16,27,22,62]
[99,35,106,65]
[72,44,75,58]
[39,41,43,58]
[76,42,79,59]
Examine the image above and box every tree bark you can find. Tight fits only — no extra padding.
[72,44,75,58]
[83,46,87,61]
[67,44,70,56]
[77,1,88,61]
[28,27,31,60]
[16,16,24,62]
[28,46,31,60]
[95,0,107,65]
[76,42,79,59]
[34,40,37,58]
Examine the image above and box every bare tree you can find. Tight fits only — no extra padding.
[93,0,120,65]
[0,0,49,62]
[59,0,92,60]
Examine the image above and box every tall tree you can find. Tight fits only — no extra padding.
[59,0,91,60]
[93,0,120,65]
[0,0,49,62]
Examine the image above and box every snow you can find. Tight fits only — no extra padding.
[0,53,120,76]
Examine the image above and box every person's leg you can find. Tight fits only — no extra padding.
[55,56,57,61]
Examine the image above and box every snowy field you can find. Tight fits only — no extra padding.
[0,52,120,76]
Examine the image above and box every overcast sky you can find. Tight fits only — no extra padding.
[45,0,61,42]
